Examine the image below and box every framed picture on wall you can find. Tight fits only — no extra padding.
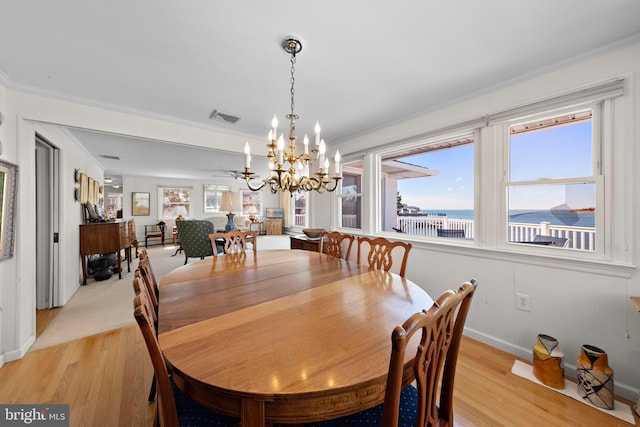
[242,190,262,215]
[132,192,150,216]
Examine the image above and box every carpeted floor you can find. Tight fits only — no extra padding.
[30,244,188,351]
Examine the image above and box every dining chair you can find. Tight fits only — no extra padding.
[357,236,412,277]
[319,231,355,260]
[175,220,215,264]
[138,248,159,309]
[133,267,159,402]
[132,277,239,427]
[128,219,139,258]
[307,279,478,427]
[209,230,257,256]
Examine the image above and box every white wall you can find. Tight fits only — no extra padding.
[330,42,640,400]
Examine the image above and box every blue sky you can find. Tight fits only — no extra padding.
[397,120,594,210]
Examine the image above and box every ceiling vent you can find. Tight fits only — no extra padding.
[210,109,241,124]
[99,154,120,160]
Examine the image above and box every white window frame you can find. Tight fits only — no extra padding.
[157,186,192,220]
[336,160,364,231]
[291,192,308,228]
[501,105,607,258]
[498,103,609,260]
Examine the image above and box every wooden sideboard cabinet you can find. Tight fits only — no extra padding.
[79,222,130,285]
[290,235,328,253]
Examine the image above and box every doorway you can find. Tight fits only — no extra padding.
[35,135,60,309]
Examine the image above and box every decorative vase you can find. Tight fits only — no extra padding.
[576,344,615,410]
[532,334,565,389]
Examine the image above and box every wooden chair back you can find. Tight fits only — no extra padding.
[319,231,355,260]
[209,230,257,256]
[133,277,178,427]
[138,249,159,309]
[382,279,477,427]
[128,219,139,258]
[357,236,412,277]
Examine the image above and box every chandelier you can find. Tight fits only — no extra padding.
[243,36,341,194]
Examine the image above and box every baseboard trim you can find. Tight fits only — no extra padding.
[3,334,36,363]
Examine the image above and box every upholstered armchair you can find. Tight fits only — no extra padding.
[175,220,215,264]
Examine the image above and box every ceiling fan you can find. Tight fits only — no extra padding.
[210,170,260,180]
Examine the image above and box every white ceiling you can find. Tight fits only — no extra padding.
[2,1,640,186]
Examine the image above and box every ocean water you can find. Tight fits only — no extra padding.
[420,209,595,228]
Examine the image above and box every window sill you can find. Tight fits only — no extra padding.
[386,234,635,278]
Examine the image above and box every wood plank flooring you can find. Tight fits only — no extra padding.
[1,312,637,427]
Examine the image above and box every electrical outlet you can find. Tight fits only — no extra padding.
[516,293,531,312]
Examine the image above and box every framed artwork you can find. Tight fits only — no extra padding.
[0,159,18,261]
[132,192,151,216]
[79,172,88,203]
[204,184,231,213]
[242,190,262,215]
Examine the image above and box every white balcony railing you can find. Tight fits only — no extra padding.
[393,215,595,251]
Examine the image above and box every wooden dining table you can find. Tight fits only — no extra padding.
[157,249,433,426]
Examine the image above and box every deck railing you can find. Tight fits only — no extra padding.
[393,215,596,251]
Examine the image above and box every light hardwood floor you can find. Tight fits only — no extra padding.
[1,313,637,427]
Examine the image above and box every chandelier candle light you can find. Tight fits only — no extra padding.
[243,36,341,194]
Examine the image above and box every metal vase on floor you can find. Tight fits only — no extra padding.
[532,334,565,389]
[576,344,615,410]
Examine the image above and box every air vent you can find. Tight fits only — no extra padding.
[210,109,241,124]
[99,154,120,160]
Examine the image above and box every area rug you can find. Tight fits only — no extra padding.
[29,245,187,351]
[511,360,635,425]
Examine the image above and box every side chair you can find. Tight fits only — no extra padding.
[357,236,412,277]
[132,277,239,427]
[209,230,257,256]
[319,231,355,260]
[145,222,167,248]
[307,279,478,427]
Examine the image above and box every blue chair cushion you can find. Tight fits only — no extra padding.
[171,379,239,426]
[307,385,417,427]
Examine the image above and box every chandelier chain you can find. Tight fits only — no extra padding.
[289,53,296,119]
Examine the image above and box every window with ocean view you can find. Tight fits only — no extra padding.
[339,161,363,229]
[381,136,474,239]
[506,109,597,251]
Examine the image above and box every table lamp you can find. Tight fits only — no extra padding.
[247,205,258,223]
[220,192,238,232]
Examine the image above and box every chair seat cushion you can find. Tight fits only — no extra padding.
[171,379,239,426]
[307,385,417,427]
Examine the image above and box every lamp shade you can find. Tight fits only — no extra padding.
[220,192,237,212]
[247,205,258,215]
[175,205,189,218]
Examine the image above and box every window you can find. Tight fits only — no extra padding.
[204,184,230,213]
[338,161,363,229]
[159,187,191,219]
[505,109,597,251]
[292,192,308,227]
[380,136,474,239]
